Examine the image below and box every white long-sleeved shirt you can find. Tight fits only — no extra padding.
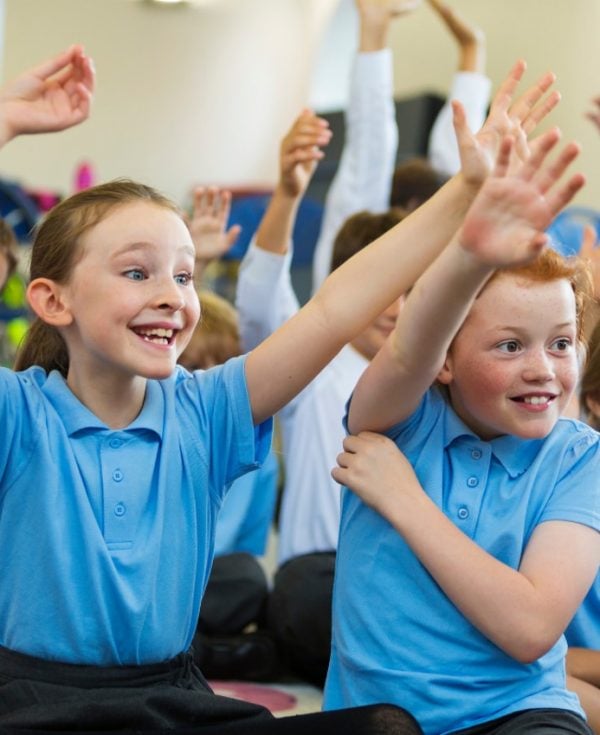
[236,53,491,561]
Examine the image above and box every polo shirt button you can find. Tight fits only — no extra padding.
[114,502,126,517]
[457,506,469,520]
[109,438,122,449]
[112,469,123,482]
[467,476,479,488]
[471,449,482,460]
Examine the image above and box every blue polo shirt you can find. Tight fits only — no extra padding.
[0,356,272,665]
[324,386,600,735]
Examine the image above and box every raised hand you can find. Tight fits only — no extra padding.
[278,109,331,198]
[459,129,585,268]
[357,0,422,51]
[0,45,95,147]
[427,0,485,72]
[453,60,561,189]
[186,187,241,280]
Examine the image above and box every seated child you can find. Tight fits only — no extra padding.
[325,128,600,735]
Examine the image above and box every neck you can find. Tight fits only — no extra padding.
[66,370,147,429]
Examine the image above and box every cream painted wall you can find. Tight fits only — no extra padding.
[0,0,336,204]
[0,0,599,209]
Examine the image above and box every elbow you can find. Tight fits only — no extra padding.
[503,631,560,665]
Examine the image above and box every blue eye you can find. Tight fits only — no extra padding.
[175,273,192,286]
[124,269,145,281]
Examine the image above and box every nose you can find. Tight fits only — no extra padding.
[154,276,185,312]
[522,348,555,383]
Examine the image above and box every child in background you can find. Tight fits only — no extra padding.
[326,126,599,735]
[179,289,280,682]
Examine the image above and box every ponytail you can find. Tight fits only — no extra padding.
[14,319,69,376]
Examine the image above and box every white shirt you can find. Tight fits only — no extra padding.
[236,243,368,563]
[311,53,491,291]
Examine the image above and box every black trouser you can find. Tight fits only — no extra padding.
[0,645,421,735]
[267,551,335,688]
[451,708,593,735]
[198,552,269,635]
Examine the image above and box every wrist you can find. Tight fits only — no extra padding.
[359,24,389,52]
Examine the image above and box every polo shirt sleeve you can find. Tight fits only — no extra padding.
[0,367,43,497]
[539,429,600,532]
[175,356,273,501]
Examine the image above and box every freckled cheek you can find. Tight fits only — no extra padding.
[458,358,510,410]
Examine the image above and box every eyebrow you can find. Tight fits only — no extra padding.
[494,321,576,333]
[111,241,195,259]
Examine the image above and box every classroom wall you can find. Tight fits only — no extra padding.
[0,0,598,209]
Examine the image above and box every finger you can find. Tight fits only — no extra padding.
[546,173,586,218]
[492,136,513,178]
[508,70,556,124]
[521,90,561,136]
[490,59,527,115]
[451,99,475,151]
[580,225,598,260]
[534,141,580,195]
[518,127,561,182]
[27,45,81,81]
[219,190,232,223]
[225,224,242,252]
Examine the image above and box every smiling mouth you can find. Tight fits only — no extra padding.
[510,395,556,407]
[132,327,177,346]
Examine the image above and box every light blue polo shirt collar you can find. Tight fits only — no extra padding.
[443,395,544,479]
[42,370,164,438]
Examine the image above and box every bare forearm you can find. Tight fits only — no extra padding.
[458,39,485,73]
[568,648,600,687]
[385,492,577,662]
[255,186,300,256]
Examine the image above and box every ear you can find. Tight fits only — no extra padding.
[436,352,454,386]
[27,278,73,327]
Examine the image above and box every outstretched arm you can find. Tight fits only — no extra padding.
[235,109,330,353]
[0,45,95,148]
[247,62,564,426]
[332,432,600,662]
[427,0,491,176]
[311,0,418,291]
[348,124,584,435]
[186,186,241,287]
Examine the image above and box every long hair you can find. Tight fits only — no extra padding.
[14,179,181,376]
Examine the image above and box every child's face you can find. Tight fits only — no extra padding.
[438,274,579,440]
[351,296,403,361]
[58,200,200,384]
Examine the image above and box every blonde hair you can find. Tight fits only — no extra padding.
[179,290,240,370]
[14,179,181,376]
